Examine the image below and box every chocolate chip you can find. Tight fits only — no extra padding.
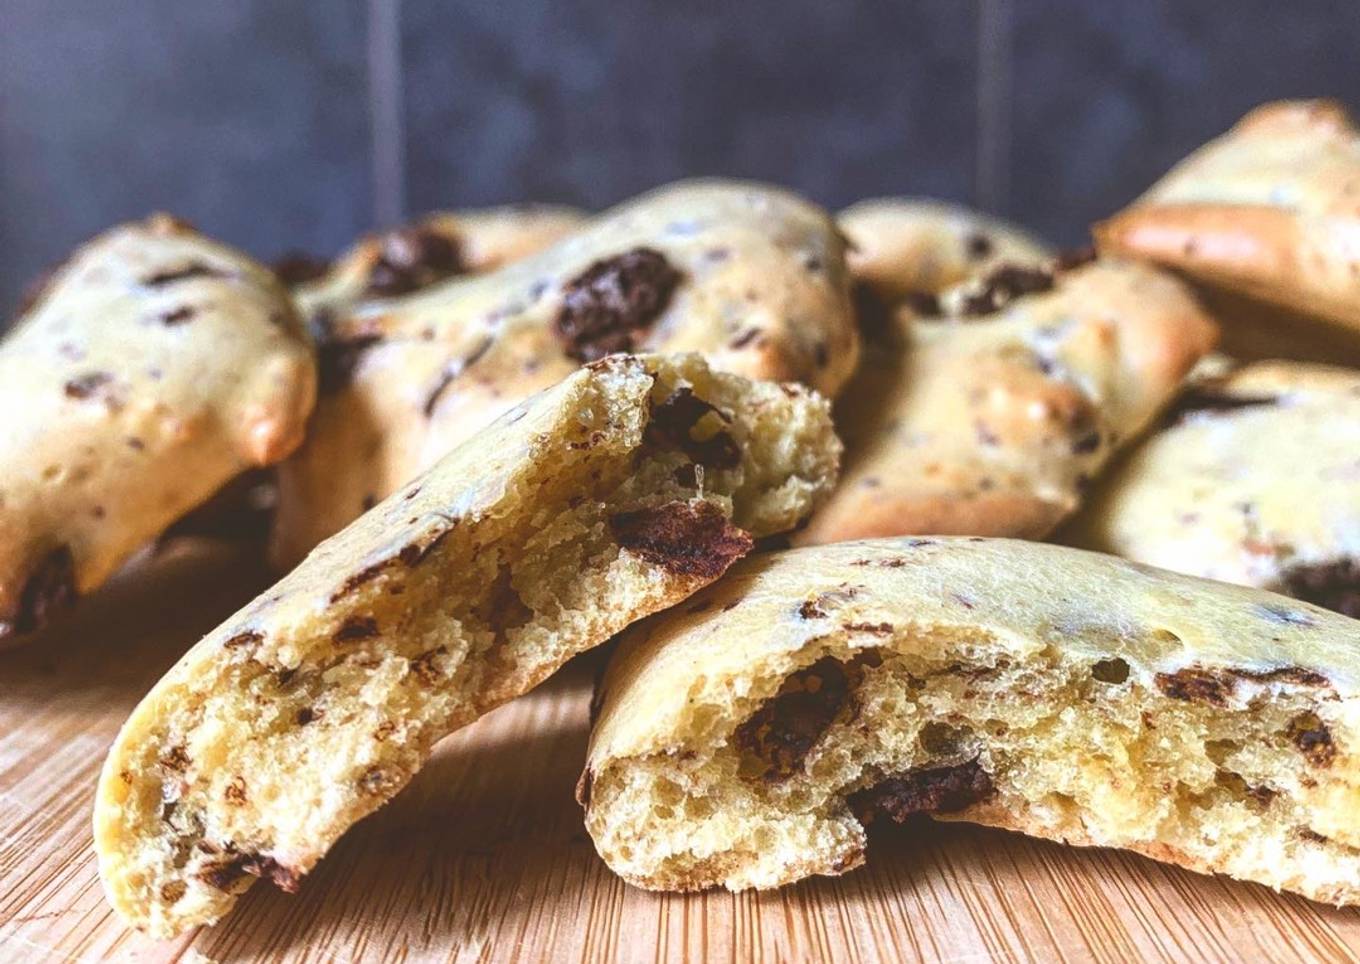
[1155,667,1234,706]
[159,305,196,326]
[223,630,263,650]
[1090,658,1130,684]
[334,616,379,643]
[143,262,224,287]
[965,233,993,258]
[957,264,1055,316]
[554,247,682,361]
[729,328,761,349]
[848,759,995,825]
[1071,430,1102,455]
[365,226,464,297]
[198,853,299,892]
[296,707,319,725]
[272,252,331,285]
[8,545,76,638]
[1288,713,1336,767]
[1283,559,1360,618]
[735,657,852,781]
[646,387,741,469]
[609,500,752,579]
[63,371,114,400]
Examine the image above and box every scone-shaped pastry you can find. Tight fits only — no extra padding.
[94,353,840,937]
[796,258,1218,545]
[270,179,857,569]
[839,197,1052,304]
[583,537,1360,906]
[0,214,315,643]
[1066,361,1360,616]
[1096,100,1360,335]
[281,204,587,322]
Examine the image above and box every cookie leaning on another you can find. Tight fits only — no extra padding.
[270,179,857,569]
[583,537,1360,906]
[95,352,840,938]
[1065,361,1360,616]
[281,204,588,323]
[1097,99,1360,340]
[796,256,1218,545]
[0,214,315,644]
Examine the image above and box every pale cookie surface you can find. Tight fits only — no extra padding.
[270,179,857,569]
[796,258,1218,545]
[1096,99,1360,334]
[839,197,1052,304]
[1065,361,1360,616]
[284,204,587,323]
[0,215,315,643]
[584,537,1360,906]
[94,352,840,938]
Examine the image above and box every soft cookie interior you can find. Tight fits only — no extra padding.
[587,626,1358,904]
[95,354,837,937]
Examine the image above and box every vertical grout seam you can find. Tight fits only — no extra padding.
[975,0,1012,215]
[367,0,406,227]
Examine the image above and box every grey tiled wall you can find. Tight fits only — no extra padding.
[4,0,1360,312]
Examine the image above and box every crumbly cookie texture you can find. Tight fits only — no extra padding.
[94,352,840,938]
[269,179,857,570]
[795,257,1218,545]
[0,214,315,643]
[1065,361,1360,616]
[583,537,1360,906]
[1096,99,1360,334]
[839,197,1053,305]
[284,204,588,323]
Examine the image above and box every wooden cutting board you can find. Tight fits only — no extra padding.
[3,543,1359,963]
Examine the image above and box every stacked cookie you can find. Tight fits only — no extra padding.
[2,115,1357,937]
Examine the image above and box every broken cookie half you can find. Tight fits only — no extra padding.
[583,537,1360,906]
[94,352,840,938]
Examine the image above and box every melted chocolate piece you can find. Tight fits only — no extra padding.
[609,500,751,579]
[734,657,851,781]
[555,247,682,361]
[1288,713,1336,767]
[646,387,740,469]
[957,264,1055,316]
[1155,667,1234,706]
[1283,559,1360,619]
[272,252,332,285]
[848,758,995,824]
[365,226,464,297]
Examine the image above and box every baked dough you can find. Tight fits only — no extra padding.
[583,537,1360,906]
[94,352,840,937]
[270,179,857,569]
[284,204,587,323]
[1065,361,1360,616]
[796,258,1218,544]
[0,214,315,643]
[1096,99,1360,340]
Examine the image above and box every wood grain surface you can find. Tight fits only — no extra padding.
[2,543,1359,963]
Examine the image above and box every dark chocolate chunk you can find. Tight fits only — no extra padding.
[143,262,224,287]
[1283,558,1360,619]
[365,226,464,297]
[609,500,752,579]
[160,305,197,326]
[1155,667,1234,706]
[646,387,741,469]
[1288,713,1336,767]
[1090,658,1130,684]
[63,371,114,400]
[272,252,331,286]
[734,657,851,781]
[957,264,1055,317]
[965,233,993,259]
[554,247,682,361]
[848,758,995,824]
[8,545,76,637]
[223,630,264,650]
[334,615,379,643]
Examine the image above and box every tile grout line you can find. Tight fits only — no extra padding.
[975,0,1012,216]
[366,0,407,227]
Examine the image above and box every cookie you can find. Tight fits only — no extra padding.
[1096,99,1360,339]
[94,352,840,937]
[583,537,1360,906]
[0,214,315,643]
[283,204,588,322]
[839,197,1052,304]
[795,257,1218,545]
[1064,361,1360,616]
[269,179,857,569]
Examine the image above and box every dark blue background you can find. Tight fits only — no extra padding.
[3,0,1358,313]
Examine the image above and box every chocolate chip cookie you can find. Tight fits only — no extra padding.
[0,214,315,643]
[94,352,840,938]
[583,537,1360,906]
